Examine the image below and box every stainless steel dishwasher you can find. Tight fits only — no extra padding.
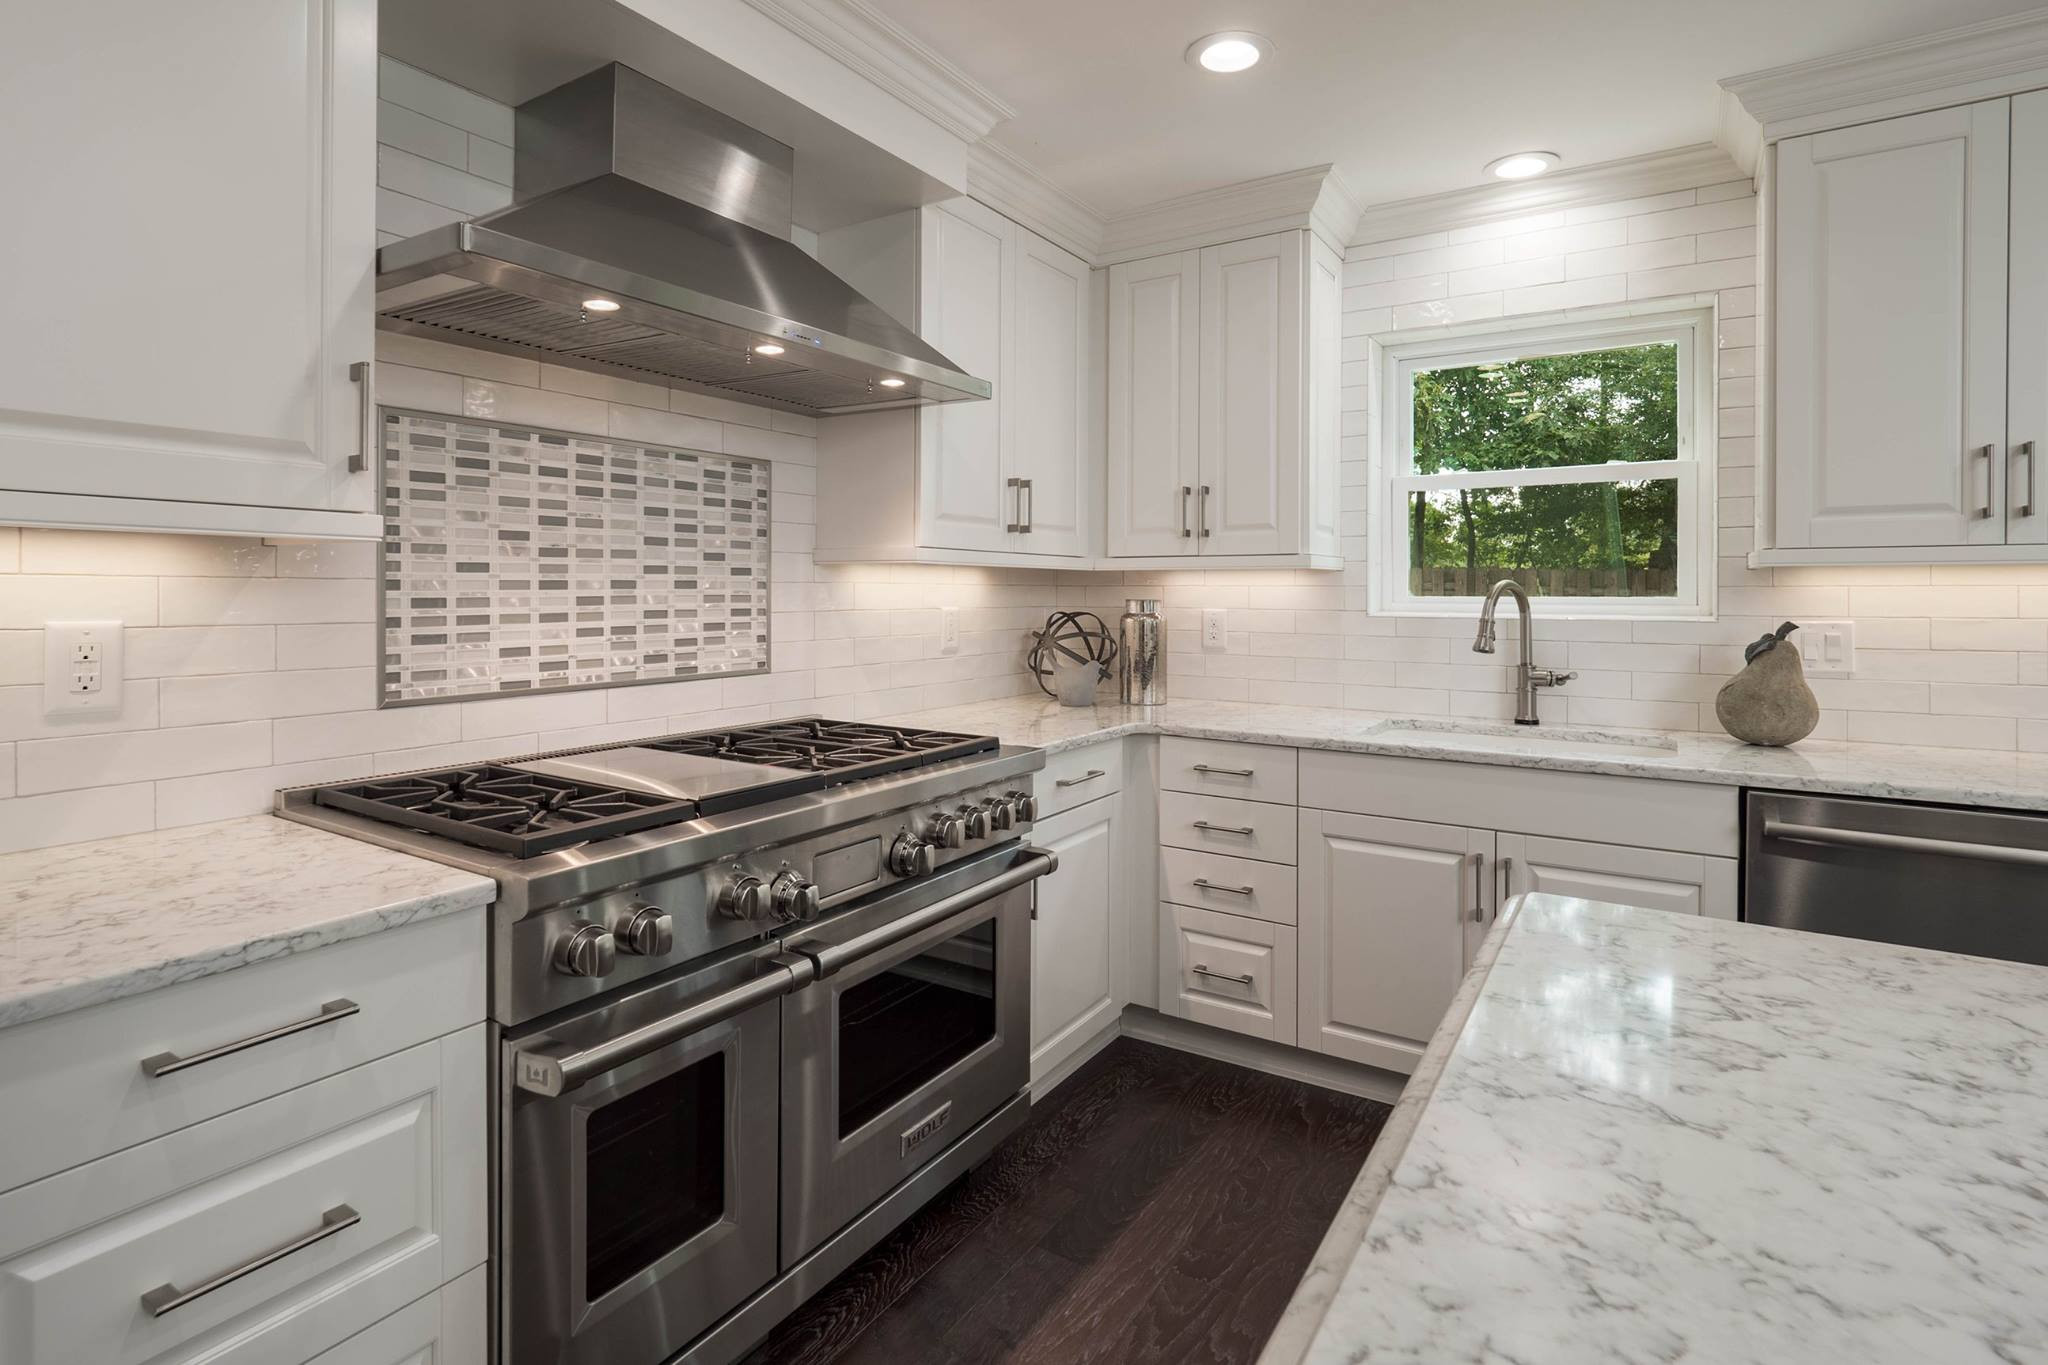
[1746,791,2048,965]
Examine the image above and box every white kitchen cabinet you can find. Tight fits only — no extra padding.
[1105,230,1341,565]
[1158,902,1298,1045]
[1296,809,1489,1076]
[816,199,1092,563]
[0,0,381,541]
[2012,91,2048,549]
[1497,833,1738,922]
[1030,791,1126,1094]
[308,1267,486,1365]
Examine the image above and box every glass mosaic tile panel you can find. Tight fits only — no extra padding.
[379,408,771,706]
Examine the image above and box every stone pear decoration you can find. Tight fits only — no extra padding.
[1715,621,1820,746]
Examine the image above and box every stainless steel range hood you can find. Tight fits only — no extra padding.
[375,64,989,416]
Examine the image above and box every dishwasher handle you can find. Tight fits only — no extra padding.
[1761,818,2048,870]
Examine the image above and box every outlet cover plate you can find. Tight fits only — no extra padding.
[1202,609,1227,652]
[938,607,960,656]
[1789,621,1854,679]
[44,621,125,718]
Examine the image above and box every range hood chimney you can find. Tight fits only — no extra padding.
[374,64,989,416]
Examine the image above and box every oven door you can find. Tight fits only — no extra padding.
[779,848,1033,1262]
[502,967,779,1365]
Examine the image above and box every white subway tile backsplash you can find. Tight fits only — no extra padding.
[17,720,271,795]
[0,784,156,855]
[127,626,275,678]
[160,668,377,727]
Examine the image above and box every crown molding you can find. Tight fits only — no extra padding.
[1721,9,2048,143]
[1310,170,1364,256]
[965,140,1108,261]
[1347,144,1743,248]
[738,0,1018,145]
[1096,165,1349,264]
[1714,90,1764,180]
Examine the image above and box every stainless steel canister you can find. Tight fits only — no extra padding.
[1117,598,1165,705]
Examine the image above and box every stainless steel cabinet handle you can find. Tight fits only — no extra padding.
[141,1204,359,1316]
[1192,964,1255,986]
[1055,768,1106,789]
[1180,485,1192,538]
[1006,476,1024,534]
[1198,484,1212,538]
[1975,443,1996,519]
[348,361,373,473]
[2020,441,2038,519]
[1192,763,1255,777]
[1762,818,2048,869]
[1192,820,1256,836]
[1192,877,1255,896]
[1469,851,1485,923]
[141,998,359,1078]
[1499,855,1514,902]
[1021,478,1033,533]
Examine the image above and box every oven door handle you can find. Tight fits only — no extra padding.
[800,846,1058,980]
[1762,818,2048,868]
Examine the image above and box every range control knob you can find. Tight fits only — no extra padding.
[888,833,939,878]
[925,812,967,848]
[613,903,674,956]
[771,870,823,923]
[553,921,617,978]
[716,873,768,922]
[957,804,991,840]
[1007,791,1040,824]
[982,796,1014,832]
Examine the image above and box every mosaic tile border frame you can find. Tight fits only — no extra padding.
[377,406,772,708]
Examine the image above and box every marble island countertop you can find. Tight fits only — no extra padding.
[1262,894,2048,1365]
[0,815,495,1031]
[907,694,2048,811]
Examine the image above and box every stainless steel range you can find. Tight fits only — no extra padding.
[278,718,1051,1365]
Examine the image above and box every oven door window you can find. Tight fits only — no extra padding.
[583,1052,726,1300]
[837,917,997,1136]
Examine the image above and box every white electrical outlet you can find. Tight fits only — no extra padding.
[1789,621,1855,679]
[938,607,961,656]
[1202,608,1228,652]
[44,621,125,718]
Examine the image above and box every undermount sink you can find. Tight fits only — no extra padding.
[1366,719,1680,761]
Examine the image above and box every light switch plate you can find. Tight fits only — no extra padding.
[1789,621,1854,679]
[44,621,125,718]
[1202,608,1228,651]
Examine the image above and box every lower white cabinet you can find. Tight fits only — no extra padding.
[1296,810,1489,1075]
[1158,902,1298,1045]
[1030,788,1127,1093]
[1497,833,1738,921]
[308,1266,486,1365]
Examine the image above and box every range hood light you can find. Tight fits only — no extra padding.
[878,377,907,388]
[753,343,786,356]
[582,297,622,312]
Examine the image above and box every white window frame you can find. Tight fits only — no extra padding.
[1371,302,1718,620]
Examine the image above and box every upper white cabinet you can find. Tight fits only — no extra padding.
[0,0,381,540]
[1105,230,1341,565]
[1768,92,2048,560]
[817,198,1093,563]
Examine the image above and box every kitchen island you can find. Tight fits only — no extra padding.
[1262,893,2048,1365]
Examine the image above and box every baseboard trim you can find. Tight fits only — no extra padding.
[1117,1008,1408,1105]
[1029,1014,1123,1102]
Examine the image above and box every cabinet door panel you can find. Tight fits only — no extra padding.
[1498,834,1737,922]
[1008,230,1090,557]
[2012,91,2048,547]
[1030,796,1124,1092]
[918,200,1011,552]
[1159,903,1297,1045]
[1199,234,1302,555]
[1106,253,1201,556]
[1774,100,2009,549]
[1298,809,1485,1075]
[0,0,375,516]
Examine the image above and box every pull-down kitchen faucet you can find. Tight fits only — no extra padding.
[1473,580,1576,725]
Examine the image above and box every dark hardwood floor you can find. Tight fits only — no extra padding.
[741,1038,1392,1365]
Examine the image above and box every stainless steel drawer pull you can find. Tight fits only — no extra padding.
[1192,964,1255,986]
[1198,484,1212,538]
[348,361,373,473]
[1975,443,1996,519]
[1020,477,1034,534]
[1469,851,1485,922]
[141,998,359,1078]
[1192,820,1256,836]
[1055,768,1107,789]
[2020,441,2038,519]
[141,1204,359,1316]
[1763,818,2048,869]
[1191,763,1255,778]
[1192,877,1255,896]
[1006,476,1024,534]
[1180,485,1192,538]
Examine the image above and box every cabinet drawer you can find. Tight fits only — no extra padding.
[1160,790,1297,865]
[1160,847,1297,925]
[1159,903,1297,1045]
[0,907,485,1194]
[308,1265,486,1365]
[1161,737,1296,804]
[0,1027,486,1365]
[1036,740,1125,820]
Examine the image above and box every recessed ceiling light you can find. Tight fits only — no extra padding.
[1485,151,1560,181]
[1186,31,1271,73]
[582,297,621,312]
[753,343,786,356]
[878,377,907,388]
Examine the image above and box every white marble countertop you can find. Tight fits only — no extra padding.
[0,815,495,1031]
[907,694,2048,811]
[1266,894,2048,1365]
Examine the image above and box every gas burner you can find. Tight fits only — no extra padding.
[317,764,697,857]
[641,721,992,779]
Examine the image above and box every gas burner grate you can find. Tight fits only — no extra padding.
[640,720,995,788]
[316,764,699,857]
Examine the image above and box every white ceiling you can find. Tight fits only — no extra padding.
[864,0,2045,215]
